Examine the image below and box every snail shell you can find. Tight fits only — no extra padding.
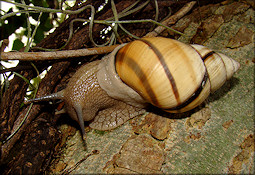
[26,37,240,138]
[98,37,240,113]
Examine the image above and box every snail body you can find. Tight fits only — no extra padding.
[28,37,240,138]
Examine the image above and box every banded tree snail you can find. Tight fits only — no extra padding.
[26,37,240,139]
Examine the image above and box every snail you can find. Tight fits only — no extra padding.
[26,37,240,139]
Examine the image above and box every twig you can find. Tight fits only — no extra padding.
[145,1,196,37]
[0,45,120,61]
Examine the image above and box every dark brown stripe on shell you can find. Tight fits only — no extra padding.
[166,45,213,112]
[203,51,227,82]
[167,71,209,111]
[191,46,227,90]
[203,51,227,81]
[190,46,215,62]
[140,38,181,105]
[202,51,215,61]
[115,43,159,106]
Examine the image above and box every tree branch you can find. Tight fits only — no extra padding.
[0,45,120,61]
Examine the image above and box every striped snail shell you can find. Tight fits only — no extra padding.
[98,37,240,113]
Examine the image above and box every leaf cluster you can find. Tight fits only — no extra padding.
[0,0,61,50]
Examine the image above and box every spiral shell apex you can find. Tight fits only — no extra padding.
[115,37,240,113]
[190,44,240,92]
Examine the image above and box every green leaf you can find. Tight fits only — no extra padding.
[33,27,45,43]
[12,39,24,51]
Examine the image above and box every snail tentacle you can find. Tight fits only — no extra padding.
[24,90,65,104]
[74,104,86,140]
